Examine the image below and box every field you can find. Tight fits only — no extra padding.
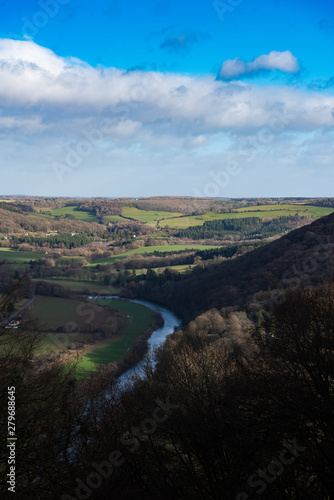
[31,296,156,378]
[132,264,196,275]
[103,215,126,223]
[88,244,222,266]
[33,278,118,294]
[0,248,86,267]
[76,299,156,377]
[235,204,334,218]
[158,204,334,228]
[30,205,100,223]
[0,248,46,263]
[122,206,182,225]
[32,296,94,330]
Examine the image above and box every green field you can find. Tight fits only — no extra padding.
[88,244,222,266]
[122,206,182,225]
[159,204,334,228]
[235,204,334,218]
[26,203,334,229]
[33,278,118,294]
[0,248,46,263]
[30,205,100,223]
[32,296,88,330]
[76,299,156,377]
[103,215,126,223]
[133,264,195,275]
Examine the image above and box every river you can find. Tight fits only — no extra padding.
[89,296,182,387]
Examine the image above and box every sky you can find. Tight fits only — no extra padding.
[0,0,333,197]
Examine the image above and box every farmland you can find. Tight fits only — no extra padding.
[158,204,334,228]
[89,244,222,266]
[33,278,117,294]
[121,206,182,225]
[30,205,100,223]
[32,296,94,330]
[0,248,46,263]
[76,299,156,377]
[29,295,157,378]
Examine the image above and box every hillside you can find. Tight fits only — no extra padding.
[132,211,334,320]
[0,207,103,234]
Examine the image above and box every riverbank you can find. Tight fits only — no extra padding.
[75,298,164,378]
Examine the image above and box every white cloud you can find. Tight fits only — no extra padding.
[218,51,300,80]
[0,40,329,136]
[0,40,333,196]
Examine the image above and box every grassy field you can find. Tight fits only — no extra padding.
[32,296,90,330]
[30,205,100,223]
[26,203,334,228]
[159,204,334,228]
[0,248,46,263]
[103,215,126,223]
[76,299,156,377]
[33,278,118,294]
[235,204,334,218]
[88,244,222,266]
[133,264,195,275]
[122,206,182,225]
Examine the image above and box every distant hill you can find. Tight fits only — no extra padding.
[133,211,334,320]
[0,207,103,235]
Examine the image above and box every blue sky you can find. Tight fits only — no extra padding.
[0,0,333,197]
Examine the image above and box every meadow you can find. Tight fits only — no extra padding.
[158,204,334,228]
[121,206,182,225]
[33,278,117,294]
[89,244,222,266]
[32,296,91,330]
[76,299,156,377]
[30,205,100,223]
[0,248,46,263]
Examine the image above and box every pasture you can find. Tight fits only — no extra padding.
[122,206,182,225]
[30,205,100,223]
[32,296,93,330]
[88,244,222,266]
[0,248,46,263]
[76,299,155,376]
[159,204,334,228]
[33,278,118,294]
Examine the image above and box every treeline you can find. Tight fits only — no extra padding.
[79,200,122,217]
[310,198,334,207]
[0,202,22,213]
[11,233,93,249]
[176,215,302,240]
[107,221,155,239]
[131,196,232,214]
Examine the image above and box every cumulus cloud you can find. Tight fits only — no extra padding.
[218,50,300,80]
[0,39,332,136]
[0,39,333,196]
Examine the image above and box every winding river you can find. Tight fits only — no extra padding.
[89,296,182,387]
